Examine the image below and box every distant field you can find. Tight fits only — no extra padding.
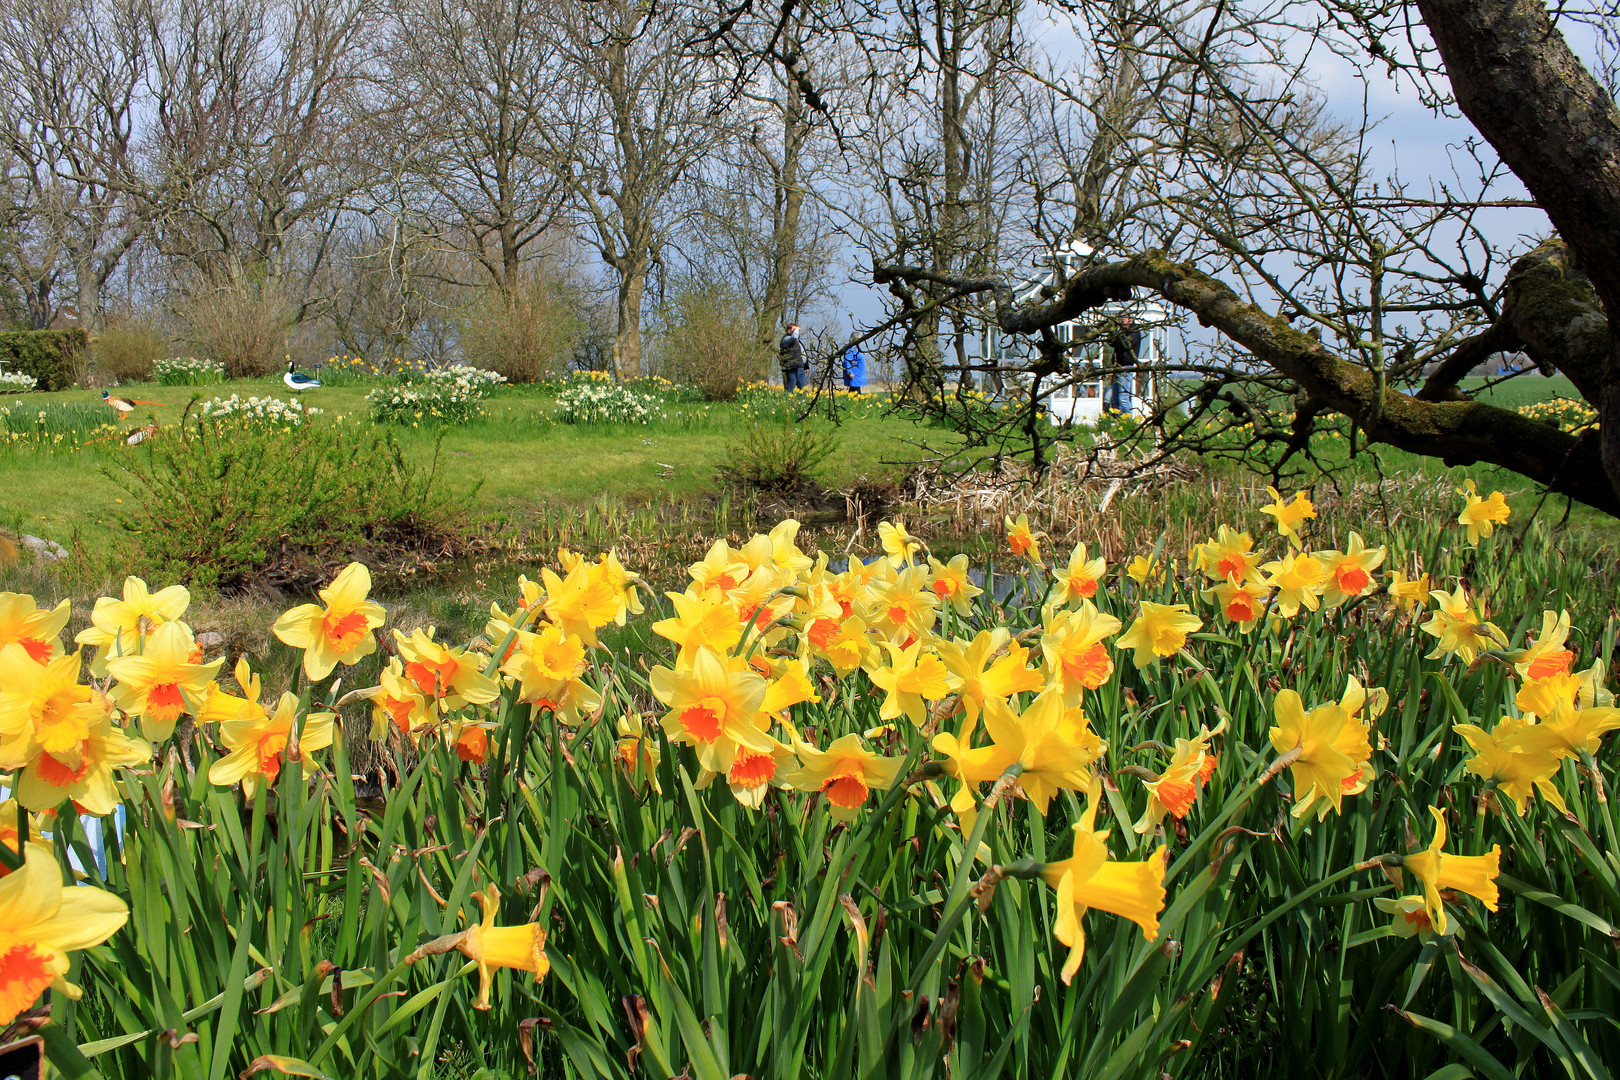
[1460,372,1579,407]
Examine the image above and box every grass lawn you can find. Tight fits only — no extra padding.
[0,378,967,558]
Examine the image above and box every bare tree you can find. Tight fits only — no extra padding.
[540,0,730,380]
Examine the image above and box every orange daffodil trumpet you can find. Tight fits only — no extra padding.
[274,562,387,681]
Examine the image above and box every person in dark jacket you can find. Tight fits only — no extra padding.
[779,323,806,391]
[1105,318,1143,413]
[842,343,867,393]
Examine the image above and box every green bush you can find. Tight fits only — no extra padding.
[0,328,88,390]
[109,408,475,589]
[720,414,839,491]
[659,284,769,400]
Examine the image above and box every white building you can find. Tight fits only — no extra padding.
[981,241,1173,426]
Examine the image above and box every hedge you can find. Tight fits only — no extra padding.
[0,329,88,391]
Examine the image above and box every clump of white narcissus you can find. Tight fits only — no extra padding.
[198,393,322,427]
[153,357,226,385]
[369,363,506,424]
[555,373,664,425]
[0,371,36,393]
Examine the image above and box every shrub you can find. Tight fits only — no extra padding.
[0,328,88,390]
[554,373,665,424]
[111,407,473,589]
[719,414,839,491]
[177,278,292,378]
[660,285,768,400]
[153,357,226,386]
[460,277,581,383]
[369,364,506,424]
[92,322,167,382]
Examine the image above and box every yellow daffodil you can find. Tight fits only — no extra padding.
[927,554,983,616]
[1116,602,1202,668]
[395,629,501,710]
[1268,681,1374,818]
[1511,666,1620,758]
[981,690,1101,814]
[196,658,267,727]
[688,539,750,594]
[1005,514,1041,561]
[106,621,223,741]
[615,712,661,790]
[864,639,958,727]
[648,647,773,774]
[208,691,336,798]
[803,613,871,677]
[0,842,128,1025]
[1456,479,1510,544]
[1402,806,1500,935]
[1385,569,1432,615]
[75,576,190,675]
[1453,718,1568,814]
[782,733,903,820]
[1039,602,1121,704]
[272,562,386,681]
[931,719,1018,826]
[0,594,70,664]
[455,884,548,1010]
[1259,550,1326,617]
[502,623,601,725]
[1042,777,1167,983]
[1420,585,1506,664]
[877,519,921,568]
[1049,544,1106,608]
[0,646,103,768]
[1259,486,1316,545]
[739,519,814,577]
[1318,532,1388,606]
[1125,554,1163,588]
[652,589,743,664]
[538,561,621,646]
[706,735,799,809]
[936,628,1044,730]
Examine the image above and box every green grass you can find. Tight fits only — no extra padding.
[0,378,965,558]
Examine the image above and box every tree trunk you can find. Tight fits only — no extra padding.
[1415,0,1620,504]
[615,264,646,380]
[758,47,808,354]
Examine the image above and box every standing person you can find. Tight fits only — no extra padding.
[779,322,807,391]
[842,342,867,393]
[1106,317,1143,414]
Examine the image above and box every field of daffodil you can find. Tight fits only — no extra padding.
[0,477,1617,1079]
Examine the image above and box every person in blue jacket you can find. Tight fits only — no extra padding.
[842,343,868,393]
